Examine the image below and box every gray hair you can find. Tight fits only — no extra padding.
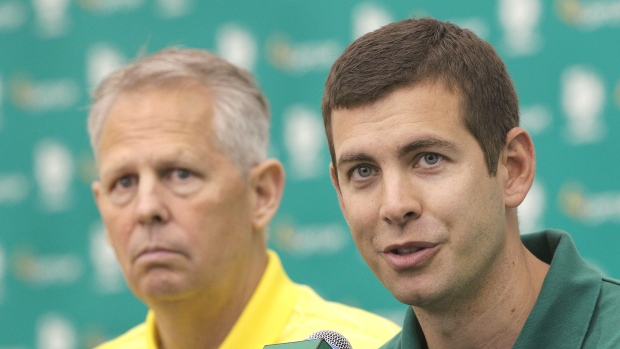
[87,47,270,174]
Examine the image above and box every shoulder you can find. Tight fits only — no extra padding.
[583,277,620,348]
[281,285,401,349]
[93,323,149,349]
[595,277,620,315]
[378,332,404,349]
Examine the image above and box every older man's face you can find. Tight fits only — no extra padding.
[92,85,256,303]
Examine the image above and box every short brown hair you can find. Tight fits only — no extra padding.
[322,18,519,176]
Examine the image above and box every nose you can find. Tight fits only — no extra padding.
[134,175,170,225]
[379,171,421,227]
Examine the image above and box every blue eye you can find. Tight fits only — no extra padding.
[423,153,441,165]
[356,166,373,178]
[173,169,192,179]
[117,176,135,188]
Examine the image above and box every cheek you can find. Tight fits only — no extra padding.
[342,194,379,244]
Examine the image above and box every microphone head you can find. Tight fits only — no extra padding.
[307,330,352,349]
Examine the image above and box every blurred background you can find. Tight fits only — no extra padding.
[1,0,619,347]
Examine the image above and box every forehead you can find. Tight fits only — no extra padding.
[98,86,214,149]
[330,83,467,155]
[94,86,220,171]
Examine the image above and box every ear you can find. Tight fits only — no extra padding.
[92,181,112,243]
[502,127,536,208]
[330,163,347,216]
[92,181,102,210]
[249,159,285,233]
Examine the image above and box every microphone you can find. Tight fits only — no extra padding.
[264,330,352,349]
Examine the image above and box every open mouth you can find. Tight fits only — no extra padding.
[392,246,424,255]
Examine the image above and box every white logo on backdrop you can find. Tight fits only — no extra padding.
[216,23,257,72]
[0,75,3,130]
[451,17,490,40]
[267,35,342,73]
[519,180,546,234]
[34,139,74,212]
[560,183,620,225]
[79,0,144,14]
[87,43,126,91]
[36,313,76,349]
[561,66,606,144]
[15,250,83,284]
[274,222,349,256]
[90,222,124,293]
[0,173,29,204]
[0,0,27,31]
[32,0,70,37]
[155,0,191,18]
[11,76,80,111]
[283,105,325,180]
[351,2,392,39]
[520,105,552,135]
[499,0,543,56]
[0,245,6,303]
[557,0,620,29]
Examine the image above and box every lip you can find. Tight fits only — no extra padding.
[134,246,184,264]
[382,241,439,270]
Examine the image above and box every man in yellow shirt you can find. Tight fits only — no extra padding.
[88,47,399,349]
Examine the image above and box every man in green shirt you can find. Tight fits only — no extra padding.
[321,17,620,348]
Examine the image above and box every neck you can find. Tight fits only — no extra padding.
[416,232,549,349]
[149,250,268,349]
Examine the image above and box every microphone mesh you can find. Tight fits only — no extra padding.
[308,330,352,349]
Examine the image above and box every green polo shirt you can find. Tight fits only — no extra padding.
[380,230,620,349]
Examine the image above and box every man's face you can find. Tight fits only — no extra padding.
[92,86,257,303]
[330,83,509,309]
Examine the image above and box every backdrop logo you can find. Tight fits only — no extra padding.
[0,74,3,130]
[559,183,620,224]
[216,23,257,72]
[37,313,77,349]
[89,222,124,293]
[499,0,543,56]
[283,105,325,180]
[34,139,75,212]
[520,105,552,135]
[33,0,70,37]
[0,244,5,304]
[78,0,144,14]
[556,0,620,28]
[13,249,83,285]
[561,66,606,144]
[9,75,80,112]
[273,221,348,256]
[0,0,27,32]
[87,43,126,91]
[615,80,620,109]
[519,180,546,234]
[267,34,342,73]
[351,2,392,39]
[0,173,29,204]
[156,0,192,18]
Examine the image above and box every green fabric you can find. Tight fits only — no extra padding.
[380,230,620,349]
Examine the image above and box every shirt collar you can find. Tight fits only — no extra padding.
[396,230,604,349]
[514,230,602,348]
[221,250,301,349]
[144,250,300,349]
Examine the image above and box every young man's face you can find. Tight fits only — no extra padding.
[92,86,258,304]
[330,82,510,309]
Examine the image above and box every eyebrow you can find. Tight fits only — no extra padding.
[398,138,457,158]
[336,137,457,169]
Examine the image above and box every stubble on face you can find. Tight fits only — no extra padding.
[330,83,509,310]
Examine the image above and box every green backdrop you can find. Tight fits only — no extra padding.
[1,0,619,347]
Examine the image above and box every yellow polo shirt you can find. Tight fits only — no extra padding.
[95,250,400,349]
